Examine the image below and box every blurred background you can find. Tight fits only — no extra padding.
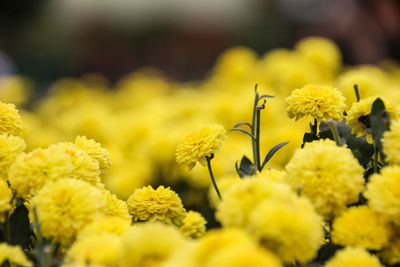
[1,0,400,88]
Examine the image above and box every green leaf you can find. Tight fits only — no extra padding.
[237,155,256,177]
[261,142,289,170]
[301,133,318,148]
[1,260,10,267]
[370,98,389,162]
[230,128,256,139]
[316,243,343,264]
[9,203,32,248]
[233,122,252,130]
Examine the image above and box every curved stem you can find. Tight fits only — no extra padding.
[326,120,341,146]
[255,108,261,171]
[206,155,222,200]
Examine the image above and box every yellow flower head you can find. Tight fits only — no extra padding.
[176,124,227,170]
[78,216,130,240]
[0,243,32,267]
[325,247,383,267]
[8,147,74,198]
[331,206,390,250]
[120,222,186,267]
[49,142,101,187]
[0,101,23,137]
[74,135,111,175]
[383,119,400,165]
[127,185,186,226]
[207,174,241,208]
[285,139,364,220]
[248,197,323,264]
[103,189,131,221]
[216,177,296,227]
[0,180,12,222]
[0,133,25,178]
[32,178,106,246]
[365,166,400,224]
[180,210,207,238]
[346,96,400,143]
[286,84,346,121]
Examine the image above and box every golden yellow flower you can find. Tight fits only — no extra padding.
[8,147,73,198]
[365,166,400,224]
[382,119,400,165]
[0,180,12,222]
[207,174,241,208]
[77,216,130,239]
[286,84,346,121]
[127,185,186,226]
[103,189,131,221]
[0,76,32,106]
[325,247,383,267]
[0,243,32,267]
[176,124,227,170]
[180,210,207,238]
[331,206,390,250]
[32,178,106,246]
[66,234,122,267]
[285,139,364,220]
[120,222,186,267]
[74,135,111,176]
[248,197,323,264]
[0,101,23,137]
[0,133,25,178]
[346,96,400,143]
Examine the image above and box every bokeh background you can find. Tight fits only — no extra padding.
[1,0,400,88]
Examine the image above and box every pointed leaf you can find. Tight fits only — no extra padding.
[235,161,242,178]
[237,155,256,177]
[230,128,256,139]
[316,243,343,263]
[233,122,252,130]
[9,204,32,248]
[1,260,10,267]
[261,142,289,170]
[370,98,389,161]
[259,94,274,100]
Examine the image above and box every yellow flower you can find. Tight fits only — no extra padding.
[78,216,130,239]
[248,197,323,264]
[0,180,12,222]
[120,222,186,267]
[365,166,400,224]
[66,234,122,267]
[176,124,227,170]
[207,174,241,208]
[216,178,296,227]
[324,247,383,267]
[0,76,32,106]
[285,139,364,220]
[74,135,111,176]
[0,243,32,267]
[346,96,400,143]
[32,178,106,246]
[331,206,390,250]
[180,210,207,238]
[0,101,23,137]
[8,147,74,198]
[49,142,101,187]
[127,185,186,226]
[0,133,25,178]
[103,189,131,221]
[383,119,400,165]
[286,84,346,121]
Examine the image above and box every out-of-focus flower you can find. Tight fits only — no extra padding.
[78,216,130,239]
[0,133,25,178]
[176,124,227,170]
[324,247,383,267]
[0,180,12,222]
[0,76,32,106]
[127,185,186,226]
[383,119,400,165]
[180,210,207,238]
[0,101,23,137]
[102,189,131,221]
[0,243,32,267]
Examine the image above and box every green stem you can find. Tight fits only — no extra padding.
[354,84,361,102]
[372,140,378,173]
[206,155,222,200]
[255,108,262,171]
[251,88,259,165]
[326,120,341,146]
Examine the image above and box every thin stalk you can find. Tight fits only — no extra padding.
[372,140,378,173]
[326,120,341,146]
[4,211,10,243]
[251,89,259,165]
[206,155,222,200]
[255,108,262,171]
[354,84,361,102]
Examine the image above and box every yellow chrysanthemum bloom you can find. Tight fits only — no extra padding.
[0,180,12,222]
[120,222,186,267]
[324,247,383,267]
[180,210,207,238]
[0,243,32,267]
[286,84,346,121]
[103,190,131,221]
[207,174,241,208]
[176,124,227,170]
[248,197,323,264]
[74,135,111,176]
[382,119,400,165]
[32,178,106,246]
[0,134,25,178]
[49,142,101,187]
[216,178,296,227]
[66,234,122,267]
[127,185,186,226]
[346,96,400,143]
[285,139,364,220]
[77,216,130,239]
[0,76,32,106]
[365,166,400,224]
[8,147,74,198]
[331,206,390,250]
[0,101,23,137]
